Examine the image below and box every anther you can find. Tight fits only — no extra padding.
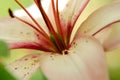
[8,8,14,18]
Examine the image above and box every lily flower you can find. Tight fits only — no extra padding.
[0,0,120,80]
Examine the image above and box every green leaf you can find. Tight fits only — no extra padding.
[0,40,9,57]
[0,63,16,80]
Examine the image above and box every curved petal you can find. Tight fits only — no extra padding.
[0,18,56,51]
[61,0,89,43]
[40,35,109,80]
[6,54,42,80]
[76,1,120,36]
[70,0,113,43]
[58,0,89,26]
[103,23,120,51]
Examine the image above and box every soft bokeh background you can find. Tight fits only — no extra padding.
[0,0,120,80]
[0,0,33,17]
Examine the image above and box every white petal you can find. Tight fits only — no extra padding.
[0,18,39,43]
[70,0,113,42]
[6,35,109,80]
[59,0,89,42]
[77,1,120,36]
[58,0,89,26]
[103,23,120,51]
[14,0,51,18]
[40,35,109,80]
[14,4,41,18]
[0,18,56,51]
[6,54,42,80]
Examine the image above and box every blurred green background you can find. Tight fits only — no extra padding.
[0,0,33,17]
[0,0,120,80]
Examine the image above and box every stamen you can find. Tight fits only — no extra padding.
[92,20,120,36]
[9,1,59,51]
[8,8,48,38]
[16,17,47,37]
[51,0,66,48]
[34,0,40,7]
[8,8,15,18]
[14,0,48,38]
[12,0,68,52]
[37,0,64,51]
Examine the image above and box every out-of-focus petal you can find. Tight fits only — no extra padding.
[40,35,109,80]
[70,0,113,43]
[0,18,56,51]
[6,54,42,80]
[77,1,120,36]
[103,23,120,51]
[94,27,112,45]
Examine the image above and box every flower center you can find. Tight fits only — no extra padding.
[8,0,70,53]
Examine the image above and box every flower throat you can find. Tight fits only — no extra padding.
[8,0,70,53]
